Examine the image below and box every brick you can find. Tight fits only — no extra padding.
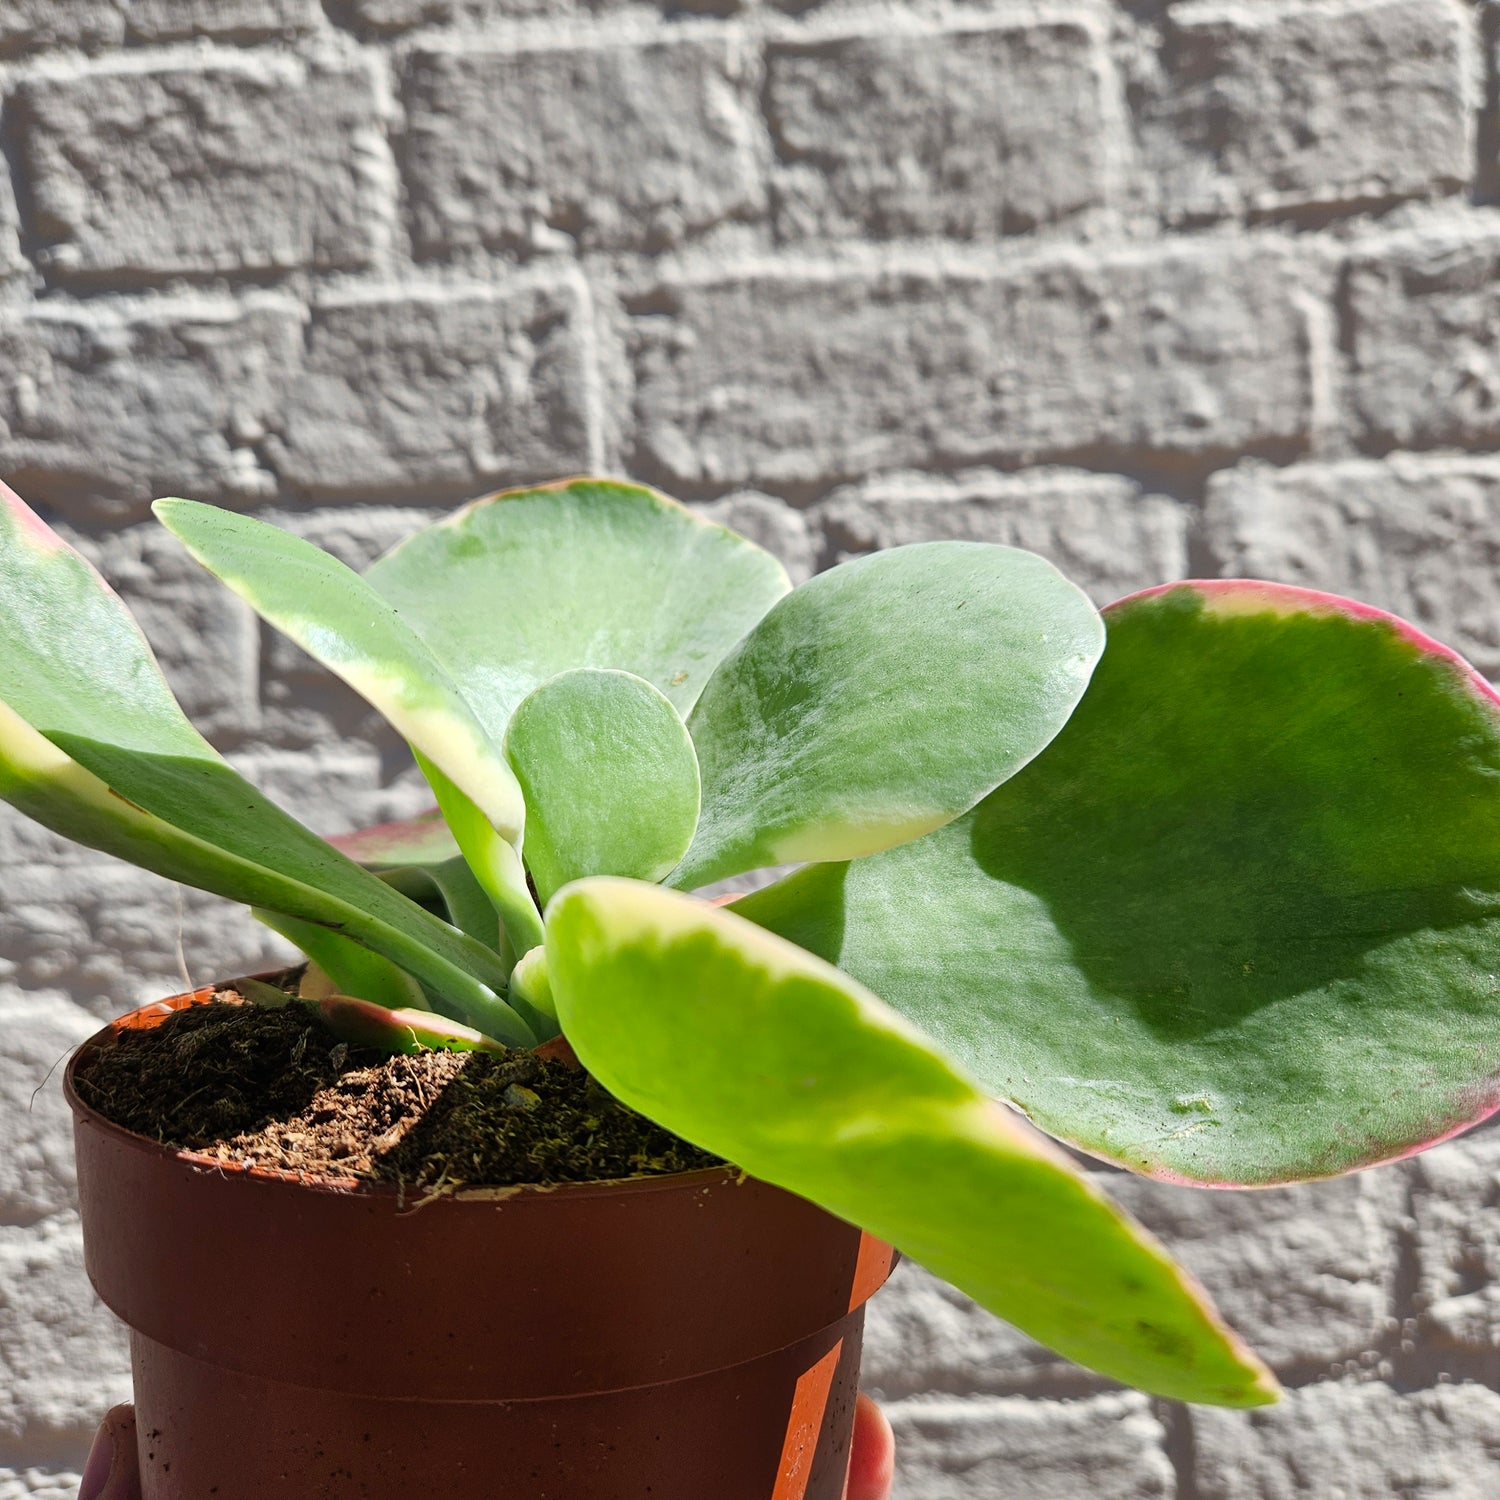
[0,863,288,1020]
[813,468,1188,604]
[1347,220,1500,450]
[340,0,544,26]
[0,992,98,1227]
[0,1467,82,1498]
[0,806,93,872]
[1205,454,1500,675]
[1410,1121,1500,1354]
[69,521,259,741]
[125,0,321,40]
[268,281,594,499]
[768,20,1112,242]
[0,2,123,55]
[0,296,299,522]
[1142,0,1472,223]
[15,54,391,281]
[887,1394,1172,1500]
[403,36,765,256]
[1108,1167,1405,1375]
[1194,1379,1500,1498]
[0,1215,130,1454]
[631,242,1317,488]
[343,0,736,37]
[691,492,818,582]
[0,169,23,281]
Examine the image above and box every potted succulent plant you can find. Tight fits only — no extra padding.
[5,476,1499,1497]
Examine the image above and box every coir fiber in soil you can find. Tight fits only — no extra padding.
[72,994,722,1190]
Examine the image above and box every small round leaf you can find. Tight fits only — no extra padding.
[506,670,700,903]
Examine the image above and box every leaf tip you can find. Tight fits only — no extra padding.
[0,481,66,554]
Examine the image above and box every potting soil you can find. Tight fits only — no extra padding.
[73,993,723,1190]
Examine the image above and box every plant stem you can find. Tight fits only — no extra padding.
[417,748,547,963]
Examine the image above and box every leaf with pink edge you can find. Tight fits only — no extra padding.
[0,483,528,1043]
[740,582,1500,1186]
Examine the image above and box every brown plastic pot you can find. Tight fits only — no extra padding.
[66,986,896,1500]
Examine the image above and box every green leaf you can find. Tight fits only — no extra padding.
[742,581,1500,1186]
[0,484,530,1045]
[546,879,1275,1406]
[314,995,508,1056]
[504,669,700,903]
[672,542,1104,889]
[0,694,530,1041]
[418,751,546,964]
[252,909,428,1013]
[153,499,525,843]
[509,945,555,1026]
[362,479,791,739]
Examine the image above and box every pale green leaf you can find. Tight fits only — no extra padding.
[504,669,700,903]
[237,979,502,1054]
[0,484,530,1044]
[327,808,460,869]
[153,499,525,843]
[315,995,508,1055]
[418,751,545,964]
[363,479,791,739]
[673,542,1104,889]
[545,877,1277,1407]
[508,945,556,1026]
[741,582,1500,1186]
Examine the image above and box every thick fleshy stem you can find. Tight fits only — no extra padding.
[417,748,546,964]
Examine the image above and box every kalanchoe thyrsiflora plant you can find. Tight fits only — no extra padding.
[9,478,1500,1410]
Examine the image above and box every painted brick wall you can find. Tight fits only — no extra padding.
[0,0,1498,1493]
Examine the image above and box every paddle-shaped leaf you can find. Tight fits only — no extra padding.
[671,542,1104,890]
[742,581,1500,1186]
[545,878,1277,1406]
[0,484,530,1045]
[362,479,791,739]
[153,499,525,843]
[504,669,700,903]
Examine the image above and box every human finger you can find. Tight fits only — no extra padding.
[78,1405,141,1500]
[843,1391,896,1500]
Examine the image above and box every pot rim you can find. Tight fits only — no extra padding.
[64,983,742,1205]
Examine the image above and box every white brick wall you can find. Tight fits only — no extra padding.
[2,1,1500,1492]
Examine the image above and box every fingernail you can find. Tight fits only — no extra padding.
[79,1425,113,1500]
